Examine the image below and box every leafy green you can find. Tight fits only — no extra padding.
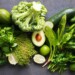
[57,14,66,42]
[43,26,57,67]
[0,27,15,54]
[43,14,75,73]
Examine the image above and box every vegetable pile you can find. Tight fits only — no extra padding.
[1,1,75,74]
[42,9,75,72]
[7,34,37,65]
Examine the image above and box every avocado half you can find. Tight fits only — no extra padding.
[32,30,45,47]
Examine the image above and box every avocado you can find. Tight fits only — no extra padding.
[32,30,45,47]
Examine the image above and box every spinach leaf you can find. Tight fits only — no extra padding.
[57,14,66,42]
[43,26,57,67]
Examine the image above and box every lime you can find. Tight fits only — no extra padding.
[0,9,11,24]
[7,54,18,65]
[33,54,46,64]
[40,45,50,56]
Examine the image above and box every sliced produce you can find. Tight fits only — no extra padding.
[7,54,18,65]
[33,54,46,64]
[32,30,45,47]
[45,21,54,29]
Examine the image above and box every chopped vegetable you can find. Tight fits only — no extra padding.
[32,30,45,47]
[45,21,54,29]
[11,1,47,32]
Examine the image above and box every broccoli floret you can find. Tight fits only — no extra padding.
[11,1,47,32]
[7,33,37,66]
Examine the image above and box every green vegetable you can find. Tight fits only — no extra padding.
[43,14,75,72]
[57,14,74,49]
[0,27,15,65]
[0,9,11,24]
[0,59,6,65]
[49,8,75,26]
[32,30,45,47]
[57,14,66,42]
[11,1,47,32]
[70,64,75,71]
[2,46,10,54]
[10,33,37,66]
[70,16,75,23]
[0,27,15,54]
[0,53,7,65]
[40,45,50,56]
[42,25,57,67]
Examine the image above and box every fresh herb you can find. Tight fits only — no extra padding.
[0,27,15,54]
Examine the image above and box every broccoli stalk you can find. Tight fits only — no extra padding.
[11,1,47,32]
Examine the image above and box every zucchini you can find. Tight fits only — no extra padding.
[49,8,75,26]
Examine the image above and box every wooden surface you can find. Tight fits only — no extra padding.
[0,0,75,75]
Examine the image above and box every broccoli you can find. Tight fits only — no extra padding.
[11,1,47,32]
[7,33,37,66]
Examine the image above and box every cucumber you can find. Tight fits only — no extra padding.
[49,8,75,26]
